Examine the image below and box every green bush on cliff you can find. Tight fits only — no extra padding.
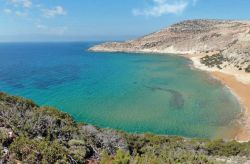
[0,92,37,109]
[100,148,213,164]
[68,139,90,162]
[0,129,6,159]
[0,129,8,145]
[122,133,214,163]
[9,137,68,163]
[205,139,250,157]
[100,149,130,164]
[0,145,3,159]
[114,149,130,164]
[38,106,75,123]
[100,150,113,164]
[135,152,212,164]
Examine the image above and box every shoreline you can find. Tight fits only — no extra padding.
[211,72,250,142]
[188,55,250,142]
[91,48,250,142]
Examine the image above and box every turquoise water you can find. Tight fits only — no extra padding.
[0,42,242,139]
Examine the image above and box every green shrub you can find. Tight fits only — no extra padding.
[114,149,130,164]
[200,54,225,68]
[130,151,212,164]
[9,137,68,163]
[205,139,244,156]
[100,150,113,164]
[100,149,130,164]
[38,106,75,123]
[68,139,85,147]
[0,128,8,145]
[0,144,3,157]
[134,153,162,164]
[0,92,37,109]
[68,139,89,162]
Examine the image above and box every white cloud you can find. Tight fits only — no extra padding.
[133,0,196,17]
[3,0,68,36]
[35,23,68,35]
[8,0,32,8]
[3,8,12,14]
[42,6,67,18]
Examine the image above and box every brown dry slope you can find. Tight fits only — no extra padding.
[90,19,250,73]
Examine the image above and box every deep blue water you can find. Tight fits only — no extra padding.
[0,42,242,139]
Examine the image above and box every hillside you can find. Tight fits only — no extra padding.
[90,19,250,76]
[1,92,250,163]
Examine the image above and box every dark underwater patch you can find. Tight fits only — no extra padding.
[0,65,29,89]
[0,65,81,90]
[32,65,81,89]
[144,85,185,109]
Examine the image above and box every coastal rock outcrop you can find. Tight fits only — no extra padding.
[90,19,250,73]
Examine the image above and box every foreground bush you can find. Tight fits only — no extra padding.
[10,137,67,163]
[1,92,250,163]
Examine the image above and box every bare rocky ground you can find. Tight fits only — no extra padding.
[90,19,250,73]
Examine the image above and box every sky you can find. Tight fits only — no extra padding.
[0,0,250,42]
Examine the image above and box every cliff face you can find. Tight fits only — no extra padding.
[90,19,250,72]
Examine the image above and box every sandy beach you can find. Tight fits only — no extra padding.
[188,54,250,142]
[211,72,250,142]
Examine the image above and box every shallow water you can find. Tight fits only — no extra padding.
[0,42,242,139]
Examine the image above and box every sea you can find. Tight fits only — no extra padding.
[0,42,242,139]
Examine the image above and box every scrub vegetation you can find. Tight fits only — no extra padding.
[200,54,226,69]
[1,92,250,163]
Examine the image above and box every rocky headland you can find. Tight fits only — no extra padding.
[90,19,250,142]
[90,20,250,65]
[90,19,250,78]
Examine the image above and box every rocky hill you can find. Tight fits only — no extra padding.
[1,92,250,163]
[90,19,250,73]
